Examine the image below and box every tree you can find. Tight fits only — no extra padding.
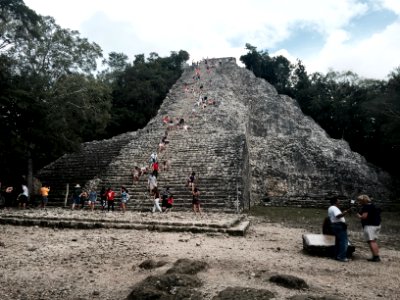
[240,44,293,95]
[361,67,400,175]
[0,10,110,188]
[104,51,189,136]
[0,0,41,52]
[99,51,130,86]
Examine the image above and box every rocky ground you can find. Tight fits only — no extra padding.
[0,210,399,300]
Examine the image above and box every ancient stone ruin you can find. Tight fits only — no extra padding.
[37,57,395,211]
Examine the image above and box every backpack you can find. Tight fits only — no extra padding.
[322,217,334,235]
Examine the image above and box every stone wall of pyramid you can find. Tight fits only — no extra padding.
[37,58,395,210]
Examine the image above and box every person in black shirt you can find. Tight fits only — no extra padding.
[357,194,382,262]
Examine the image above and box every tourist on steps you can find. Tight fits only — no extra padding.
[79,190,88,209]
[152,161,159,178]
[39,183,50,209]
[88,189,97,211]
[149,152,157,166]
[152,187,162,213]
[161,186,170,212]
[187,172,196,191]
[147,173,158,195]
[132,165,149,184]
[132,166,140,184]
[192,187,201,215]
[100,186,107,211]
[71,184,81,210]
[120,186,130,213]
[165,194,174,213]
[161,159,171,172]
[105,187,115,212]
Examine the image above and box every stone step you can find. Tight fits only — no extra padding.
[0,210,249,236]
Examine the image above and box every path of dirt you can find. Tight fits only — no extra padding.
[0,211,399,299]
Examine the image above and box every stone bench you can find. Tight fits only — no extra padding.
[302,233,356,258]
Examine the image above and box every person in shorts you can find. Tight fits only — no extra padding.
[88,189,97,211]
[357,194,382,262]
[71,184,82,210]
[192,187,201,215]
[39,184,50,209]
[120,186,129,213]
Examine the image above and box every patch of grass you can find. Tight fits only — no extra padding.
[249,206,326,232]
[249,206,400,237]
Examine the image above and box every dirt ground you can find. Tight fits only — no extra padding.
[1,212,399,300]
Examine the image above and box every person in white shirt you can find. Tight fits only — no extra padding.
[147,174,157,194]
[18,184,29,209]
[328,197,350,262]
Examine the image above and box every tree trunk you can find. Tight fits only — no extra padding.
[27,154,33,199]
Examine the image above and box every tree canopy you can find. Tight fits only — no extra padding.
[0,1,189,186]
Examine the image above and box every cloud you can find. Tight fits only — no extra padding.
[378,0,400,14]
[23,0,400,79]
[302,19,400,79]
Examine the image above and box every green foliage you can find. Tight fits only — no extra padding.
[1,1,189,184]
[10,16,102,82]
[240,44,293,95]
[0,0,189,185]
[0,6,110,183]
[102,50,189,136]
[0,0,41,52]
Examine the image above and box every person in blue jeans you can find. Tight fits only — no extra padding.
[328,198,350,262]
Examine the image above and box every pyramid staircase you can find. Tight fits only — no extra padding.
[38,58,246,213]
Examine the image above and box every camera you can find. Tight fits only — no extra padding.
[347,199,357,212]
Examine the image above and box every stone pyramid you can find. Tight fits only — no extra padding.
[37,57,394,210]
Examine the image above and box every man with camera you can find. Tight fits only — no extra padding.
[356,194,382,262]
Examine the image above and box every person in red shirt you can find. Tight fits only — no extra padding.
[165,194,174,213]
[152,161,159,178]
[105,187,115,212]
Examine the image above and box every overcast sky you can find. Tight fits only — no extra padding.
[24,0,400,80]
